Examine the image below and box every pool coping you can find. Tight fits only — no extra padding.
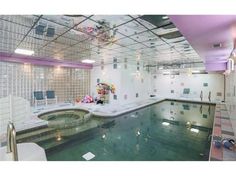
[90,98,216,117]
[209,103,236,161]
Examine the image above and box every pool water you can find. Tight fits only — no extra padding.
[17,100,215,161]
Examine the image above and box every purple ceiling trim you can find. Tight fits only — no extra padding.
[0,52,93,69]
[205,62,227,72]
[169,15,236,71]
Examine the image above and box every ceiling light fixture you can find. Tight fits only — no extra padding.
[191,70,200,73]
[82,59,95,64]
[14,48,34,56]
[162,16,169,20]
[163,71,170,75]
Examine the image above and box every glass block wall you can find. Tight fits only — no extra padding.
[0,61,90,104]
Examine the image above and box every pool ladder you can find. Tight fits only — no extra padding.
[6,122,18,161]
[200,91,211,102]
[200,91,203,101]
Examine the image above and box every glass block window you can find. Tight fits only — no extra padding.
[234,86,236,96]
[0,61,90,105]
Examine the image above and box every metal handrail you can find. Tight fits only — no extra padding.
[200,91,203,101]
[208,91,211,102]
[7,122,18,161]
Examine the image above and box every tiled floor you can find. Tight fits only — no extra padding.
[210,104,236,161]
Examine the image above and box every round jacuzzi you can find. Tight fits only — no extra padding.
[38,109,91,128]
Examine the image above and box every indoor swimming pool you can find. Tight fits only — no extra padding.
[16,100,215,161]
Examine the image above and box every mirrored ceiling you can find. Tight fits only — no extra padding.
[0,15,203,69]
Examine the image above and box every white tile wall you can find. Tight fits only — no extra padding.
[150,73,224,102]
[90,62,152,104]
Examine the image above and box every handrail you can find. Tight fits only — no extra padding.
[200,91,203,101]
[208,91,211,102]
[7,122,18,161]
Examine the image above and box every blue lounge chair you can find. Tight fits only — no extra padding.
[45,90,57,105]
[33,91,46,107]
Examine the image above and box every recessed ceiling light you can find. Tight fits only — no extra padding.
[192,70,200,73]
[14,48,34,56]
[162,122,170,126]
[82,59,95,64]
[162,16,169,20]
[163,71,170,75]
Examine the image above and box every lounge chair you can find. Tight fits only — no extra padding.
[33,91,46,107]
[45,90,57,105]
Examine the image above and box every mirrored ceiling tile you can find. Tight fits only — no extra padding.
[163,36,186,44]
[42,15,87,28]
[2,15,35,28]
[91,15,133,28]
[116,37,137,46]
[102,43,123,50]
[115,47,132,53]
[152,27,179,36]
[127,43,145,50]
[142,39,166,46]
[55,36,79,46]
[115,20,147,36]
[129,31,155,42]
[60,32,89,44]
[136,17,158,29]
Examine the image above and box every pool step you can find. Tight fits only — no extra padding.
[17,127,56,142]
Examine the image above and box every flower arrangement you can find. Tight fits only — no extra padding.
[96,83,116,95]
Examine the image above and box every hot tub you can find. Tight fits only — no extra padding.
[38,109,91,128]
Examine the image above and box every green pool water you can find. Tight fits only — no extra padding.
[17,100,215,161]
